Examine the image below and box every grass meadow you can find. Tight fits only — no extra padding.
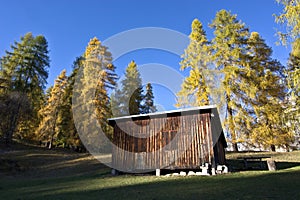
[1,143,299,200]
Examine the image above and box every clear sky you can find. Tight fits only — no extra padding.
[0,0,289,111]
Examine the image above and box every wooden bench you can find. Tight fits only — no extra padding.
[237,156,271,169]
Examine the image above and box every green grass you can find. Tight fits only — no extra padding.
[1,167,300,200]
[1,143,300,200]
[226,150,300,171]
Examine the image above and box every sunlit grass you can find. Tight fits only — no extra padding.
[1,166,300,200]
[0,144,299,200]
[226,150,300,162]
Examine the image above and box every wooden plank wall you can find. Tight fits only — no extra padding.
[112,113,216,171]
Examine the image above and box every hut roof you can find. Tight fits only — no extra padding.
[108,105,218,122]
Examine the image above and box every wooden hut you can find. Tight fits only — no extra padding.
[108,105,227,173]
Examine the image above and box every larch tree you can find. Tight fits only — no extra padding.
[0,64,10,92]
[37,69,68,149]
[0,33,49,144]
[275,0,300,145]
[143,83,157,114]
[176,19,211,107]
[0,91,31,145]
[74,37,117,150]
[210,10,249,151]
[246,32,290,151]
[83,37,117,126]
[57,57,84,151]
[275,0,300,45]
[120,60,144,115]
[284,39,300,144]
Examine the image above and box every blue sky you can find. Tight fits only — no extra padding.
[0,0,289,111]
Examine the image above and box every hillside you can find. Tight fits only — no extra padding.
[0,142,108,179]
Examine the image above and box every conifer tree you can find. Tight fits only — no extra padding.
[246,32,290,151]
[210,10,249,151]
[120,60,144,115]
[37,70,67,149]
[143,83,157,113]
[82,37,117,125]
[110,84,123,117]
[275,0,300,45]
[275,0,300,149]
[0,33,49,143]
[73,37,117,150]
[1,33,49,103]
[0,91,31,145]
[57,58,84,150]
[284,39,300,144]
[176,19,210,107]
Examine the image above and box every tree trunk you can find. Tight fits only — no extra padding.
[270,144,276,152]
[48,138,53,149]
[232,142,239,152]
[5,101,21,146]
[285,144,290,152]
[48,110,58,150]
[5,129,13,147]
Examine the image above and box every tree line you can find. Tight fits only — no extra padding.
[0,36,156,150]
[176,4,299,151]
[0,1,299,152]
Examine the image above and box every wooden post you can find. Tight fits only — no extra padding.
[267,158,276,171]
[156,169,161,176]
[111,169,118,175]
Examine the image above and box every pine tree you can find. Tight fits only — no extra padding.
[120,60,144,115]
[210,10,249,151]
[176,19,211,107]
[0,33,49,144]
[143,83,157,113]
[37,70,67,149]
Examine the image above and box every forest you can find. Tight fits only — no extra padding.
[0,1,299,153]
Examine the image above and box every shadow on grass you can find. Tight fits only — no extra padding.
[1,167,299,200]
[226,158,300,172]
[276,162,300,170]
[1,144,299,200]
[0,141,109,178]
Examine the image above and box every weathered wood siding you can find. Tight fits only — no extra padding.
[111,110,225,171]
